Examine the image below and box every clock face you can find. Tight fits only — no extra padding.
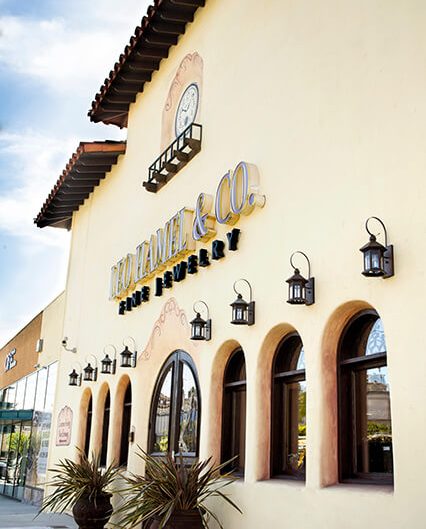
[175,83,199,136]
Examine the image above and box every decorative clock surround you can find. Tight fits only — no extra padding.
[161,52,203,150]
[175,83,200,136]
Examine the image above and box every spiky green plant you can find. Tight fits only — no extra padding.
[39,449,120,514]
[115,448,242,529]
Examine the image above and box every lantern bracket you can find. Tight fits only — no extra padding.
[232,279,255,325]
[101,345,117,375]
[122,336,137,368]
[192,300,212,341]
[289,251,315,306]
[69,362,82,387]
[83,354,98,382]
[365,216,394,278]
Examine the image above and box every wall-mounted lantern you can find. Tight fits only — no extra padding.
[230,279,255,325]
[360,216,394,278]
[68,364,82,387]
[120,337,137,368]
[83,355,98,382]
[286,251,315,306]
[101,345,117,375]
[128,426,135,444]
[190,301,212,341]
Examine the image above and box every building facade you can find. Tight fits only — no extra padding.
[0,293,64,503]
[36,1,426,528]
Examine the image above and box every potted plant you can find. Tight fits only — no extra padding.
[39,449,120,529]
[116,449,242,529]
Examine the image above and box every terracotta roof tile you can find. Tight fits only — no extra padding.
[35,141,126,229]
[88,0,206,128]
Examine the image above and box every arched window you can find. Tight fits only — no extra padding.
[338,312,393,483]
[119,383,132,466]
[221,348,246,476]
[84,395,92,457]
[271,333,306,479]
[149,351,200,459]
[100,390,110,467]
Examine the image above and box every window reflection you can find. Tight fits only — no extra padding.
[222,349,246,475]
[154,368,172,453]
[178,364,198,454]
[14,380,26,410]
[34,369,47,412]
[23,373,37,410]
[339,312,393,483]
[355,366,392,474]
[272,334,306,479]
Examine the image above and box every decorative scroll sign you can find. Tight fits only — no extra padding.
[56,406,73,446]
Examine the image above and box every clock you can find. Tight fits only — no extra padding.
[175,83,199,136]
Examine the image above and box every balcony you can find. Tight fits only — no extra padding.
[143,123,202,193]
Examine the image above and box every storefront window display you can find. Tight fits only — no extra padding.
[0,362,57,502]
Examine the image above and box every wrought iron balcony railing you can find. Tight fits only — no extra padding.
[143,123,202,193]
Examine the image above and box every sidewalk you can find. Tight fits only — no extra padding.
[0,495,77,529]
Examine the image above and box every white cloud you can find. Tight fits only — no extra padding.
[0,130,76,247]
[0,0,149,95]
[0,1,150,345]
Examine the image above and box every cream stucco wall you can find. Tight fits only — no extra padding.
[39,292,65,368]
[50,1,426,528]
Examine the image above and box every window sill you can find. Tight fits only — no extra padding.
[323,482,394,495]
[255,478,305,490]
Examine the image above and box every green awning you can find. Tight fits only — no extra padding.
[0,409,33,421]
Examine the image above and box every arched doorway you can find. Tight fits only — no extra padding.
[148,351,200,459]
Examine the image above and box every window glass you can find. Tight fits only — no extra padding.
[272,335,306,479]
[354,366,392,474]
[366,319,386,355]
[44,363,58,412]
[153,368,172,453]
[14,379,26,410]
[178,364,198,454]
[149,352,200,459]
[100,391,110,467]
[339,312,393,483]
[23,373,37,410]
[119,384,132,466]
[222,349,246,475]
[84,396,93,457]
[34,368,48,412]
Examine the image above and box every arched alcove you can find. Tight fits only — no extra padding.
[255,323,297,480]
[208,339,242,465]
[76,388,92,459]
[320,300,374,486]
[92,382,110,463]
[110,374,131,466]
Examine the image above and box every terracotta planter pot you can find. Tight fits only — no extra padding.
[72,493,113,529]
[148,509,204,529]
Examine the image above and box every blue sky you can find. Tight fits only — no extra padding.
[0,0,149,345]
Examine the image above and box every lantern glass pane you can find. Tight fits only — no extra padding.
[236,307,244,320]
[364,252,371,271]
[195,324,202,337]
[371,250,381,270]
[293,283,302,299]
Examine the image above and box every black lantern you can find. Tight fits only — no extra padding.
[83,362,97,382]
[120,337,137,368]
[360,217,394,278]
[68,368,81,387]
[286,251,315,305]
[230,279,255,325]
[101,345,117,375]
[190,301,212,341]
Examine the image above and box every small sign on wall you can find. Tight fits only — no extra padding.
[56,406,73,446]
[4,348,17,371]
